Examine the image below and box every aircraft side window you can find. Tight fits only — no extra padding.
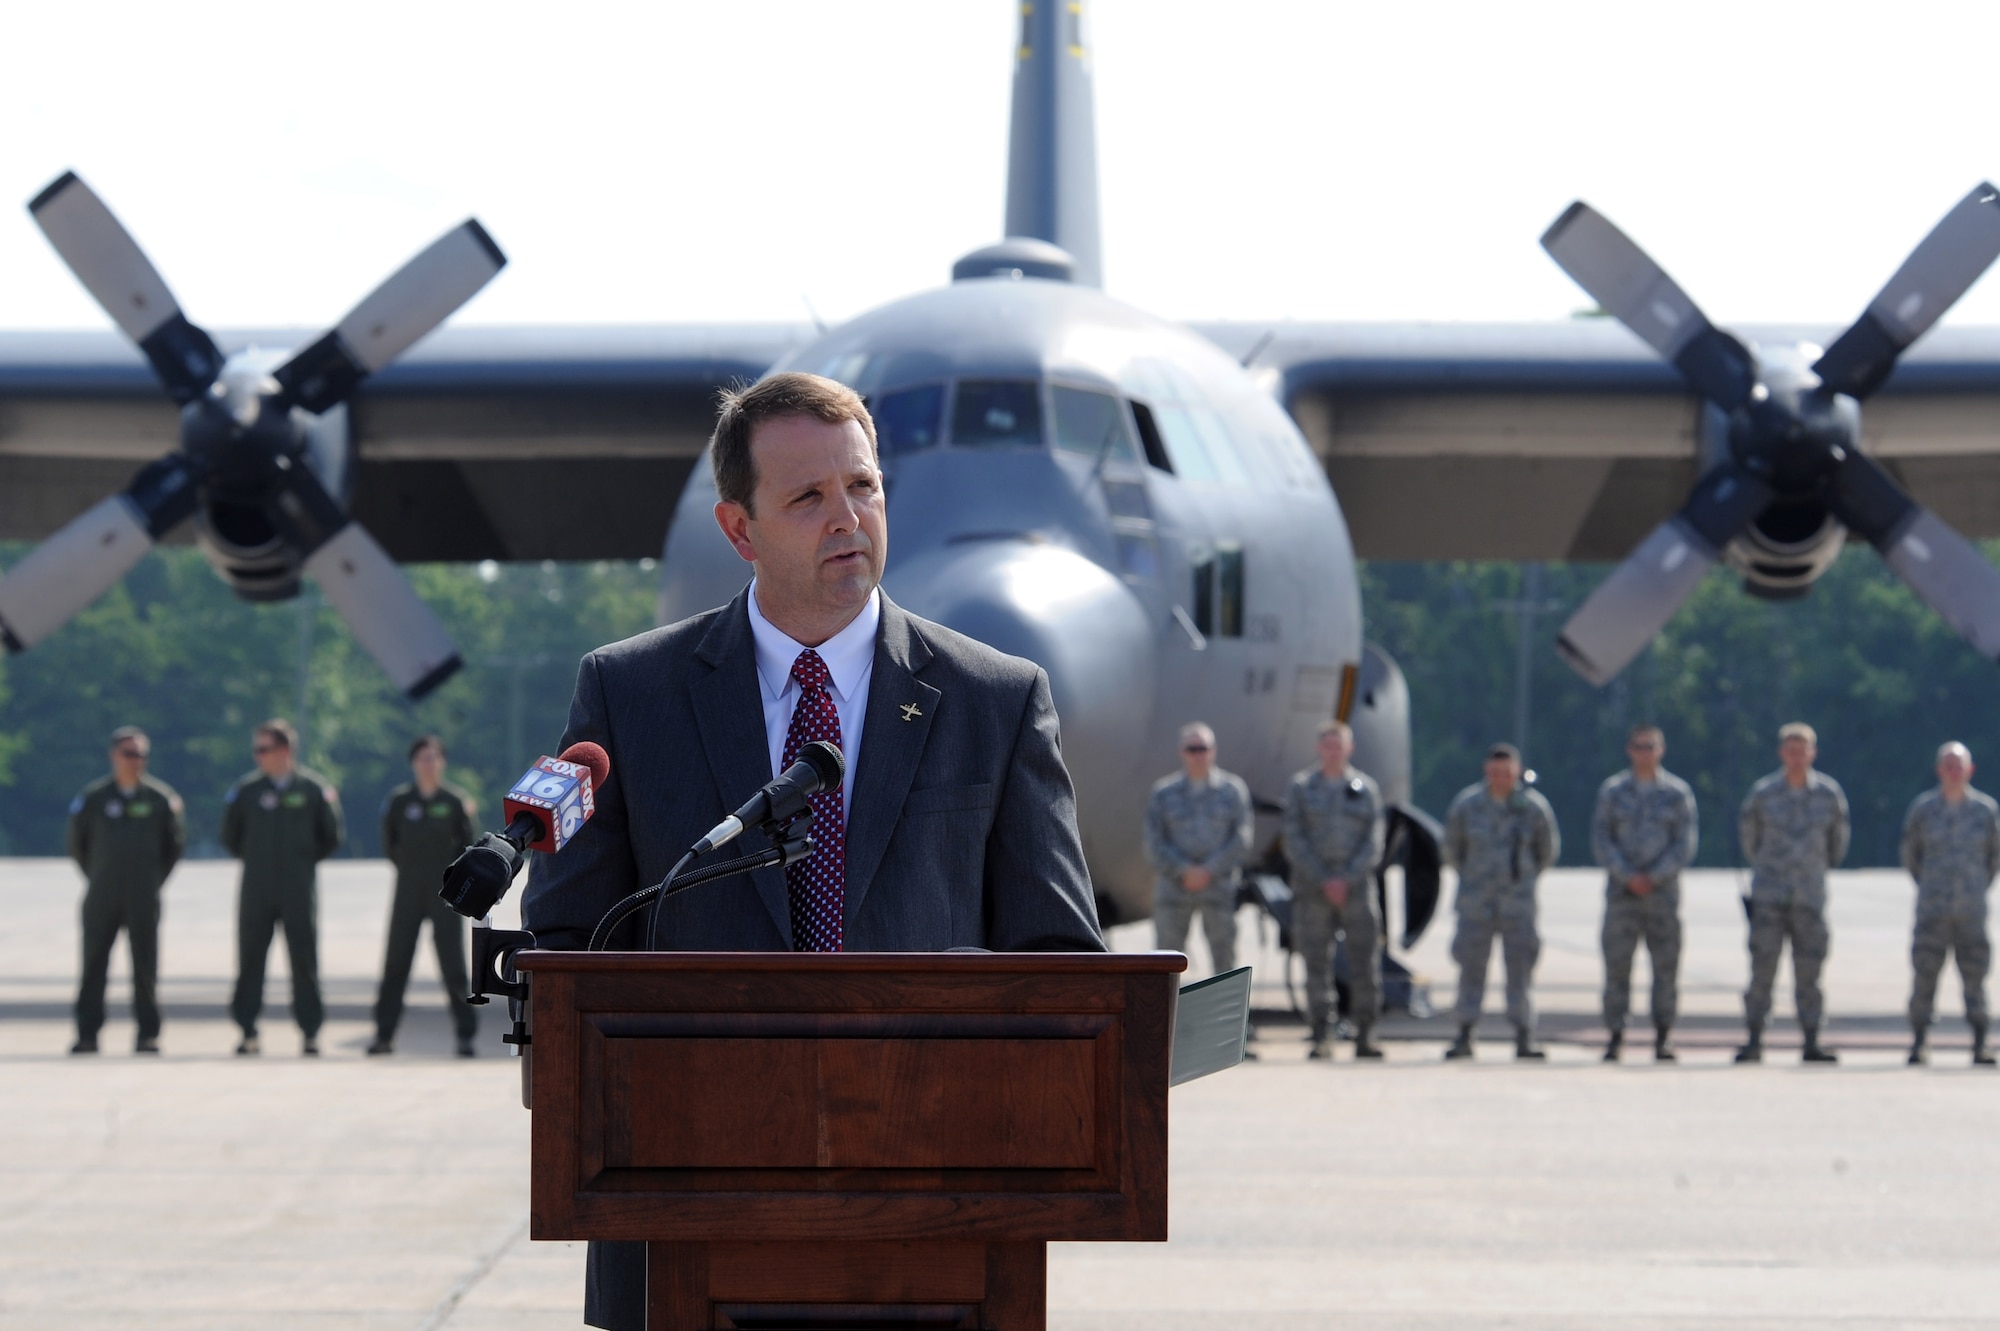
[1128,401,1174,474]
[1052,386,1140,464]
[951,379,1044,448]
[872,383,946,457]
[1216,542,1245,638]
[1151,404,1221,483]
[1190,547,1215,635]
[1189,543,1244,638]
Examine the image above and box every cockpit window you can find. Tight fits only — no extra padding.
[872,383,945,456]
[951,380,1044,449]
[1052,386,1141,465]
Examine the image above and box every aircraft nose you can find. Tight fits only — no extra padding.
[884,541,1156,787]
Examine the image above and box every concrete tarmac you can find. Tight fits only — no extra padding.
[2,858,1996,1329]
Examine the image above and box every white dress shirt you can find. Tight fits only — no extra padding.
[745,581,879,819]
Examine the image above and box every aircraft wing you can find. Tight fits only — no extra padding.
[1196,321,2000,560]
[0,325,813,561]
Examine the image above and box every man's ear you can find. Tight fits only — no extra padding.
[713,500,759,564]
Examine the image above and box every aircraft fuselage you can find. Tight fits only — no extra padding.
[659,272,1362,924]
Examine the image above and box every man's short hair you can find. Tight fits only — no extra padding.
[408,734,445,763]
[1628,724,1664,745]
[109,725,149,753]
[254,719,297,751]
[1487,742,1521,763]
[1318,719,1353,741]
[1939,740,1973,765]
[710,372,879,513]
[1778,722,1817,746]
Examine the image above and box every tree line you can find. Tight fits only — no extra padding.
[0,548,659,859]
[1363,548,2000,868]
[0,542,1991,865]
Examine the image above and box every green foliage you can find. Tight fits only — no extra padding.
[1,542,1988,867]
[0,547,659,858]
[1362,546,2000,868]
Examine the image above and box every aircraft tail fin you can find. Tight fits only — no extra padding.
[1005,1,1103,287]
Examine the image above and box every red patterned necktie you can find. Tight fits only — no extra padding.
[783,648,845,951]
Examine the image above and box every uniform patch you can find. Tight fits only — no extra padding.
[428,802,453,819]
[259,791,280,811]
[405,803,424,821]
[282,790,308,809]
[128,802,153,818]
[69,795,85,815]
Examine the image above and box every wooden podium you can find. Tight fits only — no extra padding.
[515,950,1186,1329]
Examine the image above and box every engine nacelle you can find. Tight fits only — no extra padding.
[184,355,353,603]
[1721,500,1847,601]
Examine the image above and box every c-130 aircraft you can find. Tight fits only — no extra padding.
[13,3,2000,938]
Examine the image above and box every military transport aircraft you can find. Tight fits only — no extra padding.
[9,2,2000,942]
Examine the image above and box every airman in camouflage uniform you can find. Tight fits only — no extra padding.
[1443,743,1560,1061]
[66,726,185,1055]
[1144,722,1253,977]
[1592,725,1699,1063]
[1282,720,1386,1061]
[1736,722,1849,1065]
[1900,741,2000,1067]
[370,735,480,1058]
[222,719,343,1056]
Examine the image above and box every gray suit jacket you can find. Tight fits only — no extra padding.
[520,587,1104,1330]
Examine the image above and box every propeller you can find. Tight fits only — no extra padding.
[1542,187,2000,685]
[0,171,505,698]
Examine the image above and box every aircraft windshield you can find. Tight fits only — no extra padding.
[873,383,945,456]
[1052,386,1141,464]
[951,380,1044,449]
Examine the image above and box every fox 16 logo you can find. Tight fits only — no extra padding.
[504,756,596,853]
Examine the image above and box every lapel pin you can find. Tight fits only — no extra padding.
[900,702,923,722]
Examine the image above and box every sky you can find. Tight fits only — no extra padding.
[7,1,2000,334]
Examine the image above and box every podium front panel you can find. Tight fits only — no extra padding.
[517,952,1181,1245]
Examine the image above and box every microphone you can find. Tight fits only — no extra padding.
[439,741,610,919]
[689,740,843,856]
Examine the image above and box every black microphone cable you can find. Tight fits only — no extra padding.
[587,818,815,951]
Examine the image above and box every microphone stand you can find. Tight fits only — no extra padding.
[467,818,816,1076]
[587,816,815,952]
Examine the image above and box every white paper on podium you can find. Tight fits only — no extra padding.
[1170,965,1252,1086]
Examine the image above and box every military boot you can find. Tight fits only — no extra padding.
[1602,1029,1623,1063]
[1801,1026,1838,1064]
[1653,1026,1677,1063]
[1907,1028,1929,1067]
[1353,1025,1384,1060]
[1514,1026,1547,1061]
[1974,1022,1996,1067]
[1733,1027,1762,1064]
[1444,1024,1476,1060]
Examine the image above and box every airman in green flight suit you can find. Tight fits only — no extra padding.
[67,726,185,1054]
[221,719,342,1056]
[370,734,479,1057]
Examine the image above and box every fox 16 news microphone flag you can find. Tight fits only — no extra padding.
[506,752,597,852]
[439,741,608,918]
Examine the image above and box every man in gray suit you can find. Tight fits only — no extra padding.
[523,371,1104,1331]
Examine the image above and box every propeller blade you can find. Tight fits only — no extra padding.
[1880,510,2000,660]
[1555,466,1773,685]
[1826,447,2000,658]
[0,496,155,650]
[275,220,506,414]
[1541,202,1755,409]
[1814,183,2000,400]
[0,452,203,651]
[27,172,224,403]
[303,522,462,699]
